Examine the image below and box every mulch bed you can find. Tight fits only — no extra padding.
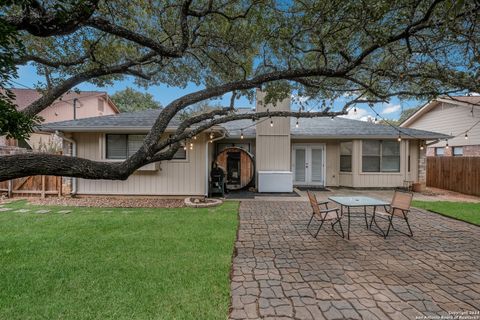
[27,197,185,208]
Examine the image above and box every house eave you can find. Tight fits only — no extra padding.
[38,126,226,134]
[290,134,446,140]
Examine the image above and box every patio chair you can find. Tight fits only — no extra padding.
[369,190,414,238]
[307,191,344,238]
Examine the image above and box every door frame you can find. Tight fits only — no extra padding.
[291,143,326,186]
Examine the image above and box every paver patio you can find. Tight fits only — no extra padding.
[230,200,480,320]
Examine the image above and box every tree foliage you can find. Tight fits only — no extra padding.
[399,107,420,124]
[1,0,479,180]
[110,88,162,112]
[0,11,41,139]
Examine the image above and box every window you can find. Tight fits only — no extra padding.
[340,142,352,172]
[106,134,187,160]
[453,146,463,156]
[435,147,445,156]
[172,146,187,159]
[106,134,128,159]
[362,140,400,172]
[381,141,401,172]
[98,98,105,112]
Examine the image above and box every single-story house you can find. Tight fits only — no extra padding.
[400,95,480,157]
[40,91,448,196]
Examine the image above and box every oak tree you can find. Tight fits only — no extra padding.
[0,0,479,181]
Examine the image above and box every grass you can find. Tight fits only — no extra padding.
[0,200,239,320]
[412,200,480,226]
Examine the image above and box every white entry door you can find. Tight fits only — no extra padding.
[292,144,326,186]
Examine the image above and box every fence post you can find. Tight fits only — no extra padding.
[7,180,12,198]
[41,175,46,198]
[58,176,62,197]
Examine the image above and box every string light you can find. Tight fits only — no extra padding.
[295,118,299,128]
[420,144,424,150]
[193,136,197,140]
[374,116,378,123]
[397,134,402,142]
[354,107,357,114]
[189,142,193,150]
[240,129,244,139]
[183,140,187,150]
[270,119,274,127]
[465,132,469,140]
[445,140,449,149]
[331,116,334,120]
[209,131,214,139]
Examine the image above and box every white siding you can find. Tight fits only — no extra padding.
[256,136,291,171]
[74,133,207,196]
[352,140,412,188]
[407,102,480,147]
[325,142,339,186]
[255,90,291,171]
[290,139,420,188]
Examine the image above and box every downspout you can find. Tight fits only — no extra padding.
[205,131,226,197]
[55,131,77,196]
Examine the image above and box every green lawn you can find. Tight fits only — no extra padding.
[412,200,480,226]
[0,200,239,320]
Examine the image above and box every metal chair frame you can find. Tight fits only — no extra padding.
[369,190,414,238]
[306,191,344,238]
[209,174,225,197]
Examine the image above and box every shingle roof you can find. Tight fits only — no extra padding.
[40,108,449,140]
[40,108,173,132]
[288,117,449,139]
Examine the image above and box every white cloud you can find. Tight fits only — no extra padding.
[340,107,370,121]
[382,103,401,115]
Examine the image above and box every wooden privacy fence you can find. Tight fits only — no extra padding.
[0,176,62,198]
[427,157,480,196]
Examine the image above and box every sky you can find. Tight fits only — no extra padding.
[15,64,423,121]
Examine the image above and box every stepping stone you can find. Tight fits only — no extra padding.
[0,208,12,212]
[57,210,72,214]
[15,209,30,213]
[35,210,51,214]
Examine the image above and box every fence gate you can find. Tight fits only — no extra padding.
[0,176,62,198]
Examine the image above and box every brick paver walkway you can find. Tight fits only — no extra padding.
[230,201,480,320]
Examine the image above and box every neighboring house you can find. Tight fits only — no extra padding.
[400,96,480,157]
[40,90,447,196]
[0,88,119,153]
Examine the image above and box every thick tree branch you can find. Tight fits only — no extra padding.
[85,17,186,58]
[4,0,100,36]
[20,52,157,117]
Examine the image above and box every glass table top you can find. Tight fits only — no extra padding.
[328,196,390,207]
